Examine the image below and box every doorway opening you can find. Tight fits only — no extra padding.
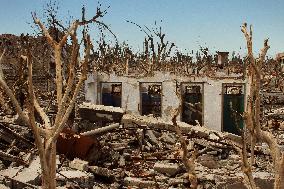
[222,84,245,135]
[181,83,203,125]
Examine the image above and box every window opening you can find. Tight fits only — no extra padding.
[101,82,122,107]
[181,83,203,125]
[140,82,162,117]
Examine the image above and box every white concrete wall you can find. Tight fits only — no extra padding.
[85,71,247,131]
[203,80,224,131]
[85,73,96,103]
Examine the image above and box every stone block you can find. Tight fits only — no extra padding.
[69,158,89,171]
[154,162,181,176]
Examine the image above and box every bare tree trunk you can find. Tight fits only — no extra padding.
[0,9,104,189]
[237,131,257,189]
[241,23,284,189]
[172,111,197,189]
[125,57,129,75]
[172,90,197,189]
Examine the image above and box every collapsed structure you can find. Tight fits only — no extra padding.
[85,51,248,135]
[0,28,284,188]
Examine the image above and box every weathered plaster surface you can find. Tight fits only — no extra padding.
[85,71,248,131]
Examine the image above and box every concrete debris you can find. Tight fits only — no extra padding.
[57,170,94,188]
[145,130,162,148]
[0,157,41,188]
[88,166,115,179]
[124,177,156,188]
[197,154,219,169]
[253,171,273,180]
[154,162,181,176]
[167,178,189,185]
[160,132,176,144]
[79,102,124,123]
[119,155,125,167]
[80,102,125,114]
[0,184,9,189]
[209,132,219,140]
[13,156,41,185]
[69,158,89,171]
[122,113,243,148]
[0,166,23,178]
[0,103,282,188]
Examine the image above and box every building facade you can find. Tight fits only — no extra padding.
[85,71,248,135]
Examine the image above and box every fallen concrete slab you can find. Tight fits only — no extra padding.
[124,177,156,188]
[154,162,181,176]
[121,113,242,149]
[79,102,124,123]
[57,169,94,188]
[13,156,41,185]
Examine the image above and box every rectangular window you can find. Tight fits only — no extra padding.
[140,82,162,117]
[181,83,203,125]
[100,82,122,107]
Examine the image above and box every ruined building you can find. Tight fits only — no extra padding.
[85,51,248,135]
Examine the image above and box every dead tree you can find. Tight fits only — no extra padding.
[241,23,284,189]
[0,7,107,188]
[127,21,175,75]
[235,130,257,189]
[171,87,197,189]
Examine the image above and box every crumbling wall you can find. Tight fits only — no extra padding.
[85,73,97,104]
[85,71,248,131]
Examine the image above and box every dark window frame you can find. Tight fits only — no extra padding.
[180,82,204,126]
[221,83,246,134]
[139,82,162,117]
[100,82,122,107]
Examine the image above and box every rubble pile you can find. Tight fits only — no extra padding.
[0,104,280,188]
[0,10,283,189]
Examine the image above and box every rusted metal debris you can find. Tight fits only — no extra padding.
[57,128,101,163]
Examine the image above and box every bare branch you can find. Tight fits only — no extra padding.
[172,87,197,189]
[32,13,55,46]
[58,21,78,48]
[46,34,91,154]
[0,79,29,124]
[242,22,283,189]
[0,49,6,80]
[241,23,261,78]
[259,38,270,65]
[54,32,79,128]
[25,50,48,179]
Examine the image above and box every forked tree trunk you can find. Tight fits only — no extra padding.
[241,23,284,189]
[0,9,102,188]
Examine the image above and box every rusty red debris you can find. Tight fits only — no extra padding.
[57,128,101,163]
